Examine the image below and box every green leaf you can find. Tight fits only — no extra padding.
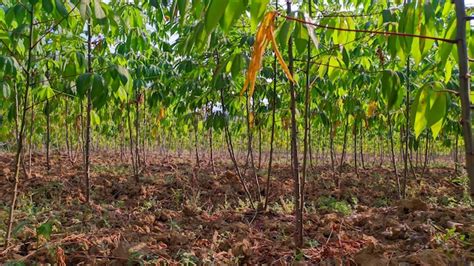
[93,0,107,24]
[92,74,107,108]
[277,20,295,49]
[0,8,4,23]
[1,82,10,98]
[231,53,242,77]
[150,0,159,8]
[431,118,443,139]
[42,0,55,13]
[381,70,401,110]
[91,109,101,126]
[116,86,127,102]
[114,65,129,85]
[177,0,187,22]
[411,35,421,64]
[37,221,53,241]
[192,0,203,18]
[55,0,69,17]
[294,21,309,55]
[250,0,270,31]
[76,73,93,97]
[438,17,456,67]
[399,3,416,55]
[205,0,229,32]
[411,82,448,138]
[79,0,91,20]
[37,86,55,100]
[220,0,247,33]
[445,59,452,83]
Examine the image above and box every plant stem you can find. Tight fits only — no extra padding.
[5,4,35,248]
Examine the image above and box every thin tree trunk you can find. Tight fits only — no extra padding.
[330,124,335,171]
[5,6,35,247]
[309,121,314,168]
[302,0,312,228]
[135,90,141,172]
[402,57,410,198]
[120,115,124,163]
[388,113,400,195]
[142,91,147,166]
[194,123,200,167]
[28,95,35,177]
[65,99,73,164]
[258,126,262,170]
[340,117,349,168]
[209,125,215,172]
[14,84,19,141]
[216,52,254,209]
[354,122,359,176]
[46,98,51,171]
[286,127,290,161]
[422,131,430,177]
[455,131,459,175]
[379,137,383,166]
[84,20,93,204]
[264,47,278,211]
[359,122,365,169]
[245,91,261,203]
[127,97,137,177]
[287,0,303,249]
[416,145,420,169]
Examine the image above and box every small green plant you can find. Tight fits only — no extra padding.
[171,188,183,205]
[438,196,457,207]
[294,250,305,261]
[169,219,181,231]
[317,196,352,215]
[374,197,390,207]
[269,197,294,214]
[140,199,157,211]
[235,198,252,211]
[307,239,320,248]
[36,220,53,241]
[433,227,471,248]
[349,195,359,206]
[178,251,199,265]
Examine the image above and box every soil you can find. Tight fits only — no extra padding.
[0,151,472,264]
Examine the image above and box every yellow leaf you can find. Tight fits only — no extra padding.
[268,23,294,83]
[367,101,377,117]
[159,107,166,121]
[249,112,255,128]
[241,12,294,99]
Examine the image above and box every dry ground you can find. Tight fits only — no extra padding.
[0,151,472,264]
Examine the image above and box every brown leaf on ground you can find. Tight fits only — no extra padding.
[55,247,66,266]
[354,244,389,266]
[397,198,429,213]
[401,249,450,266]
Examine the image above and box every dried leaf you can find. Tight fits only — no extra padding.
[242,12,294,98]
[56,247,66,266]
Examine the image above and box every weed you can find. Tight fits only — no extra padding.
[178,251,199,265]
[317,196,352,215]
[374,197,390,207]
